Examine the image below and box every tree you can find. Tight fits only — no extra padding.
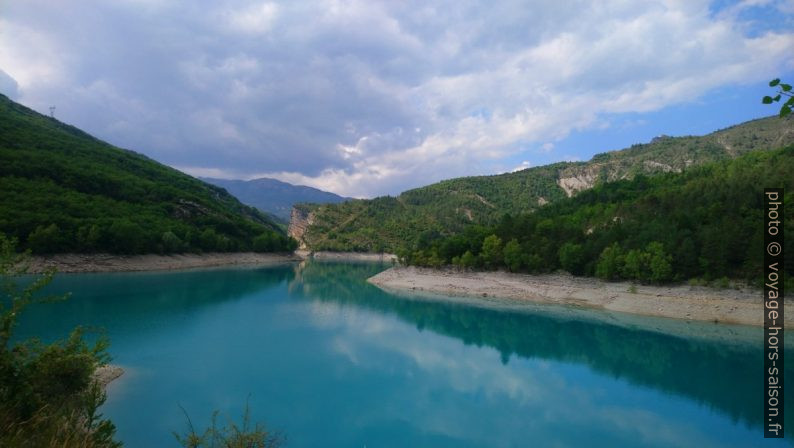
[0,233,120,447]
[763,78,794,117]
[646,242,673,283]
[595,243,624,281]
[162,231,186,253]
[558,242,585,275]
[459,250,477,269]
[107,219,146,254]
[199,228,220,252]
[480,234,503,270]
[27,223,64,254]
[503,239,523,272]
[622,249,645,281]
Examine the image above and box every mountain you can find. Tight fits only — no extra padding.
[402,146,794,284]
[291,115,794,252]
[0,94,295,254]
[201,177,349,222]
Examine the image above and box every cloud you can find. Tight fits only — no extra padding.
[224,2,279,34]
[1,0,793,197]
[511,161,531,172]
[0,69,19,100]
[304,296,743,447]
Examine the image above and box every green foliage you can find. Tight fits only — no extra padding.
[0,94,293,255]
[0,234,120,447]
[558,242,585,275]
[302,115,793,253]
[596,243,625,281]
[175,403,284,448]
[457,250,477,269]
[480,235,503,270]
[402,146,794,285]
[646,242,673,283]
[27,223,65,254]
[503,239,523,272]
[764,78,794,117]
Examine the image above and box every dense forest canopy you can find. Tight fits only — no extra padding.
[0,94,296,254]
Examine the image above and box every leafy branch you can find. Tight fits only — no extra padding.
[763,78,794,117]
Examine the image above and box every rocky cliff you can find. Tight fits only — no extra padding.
[288,206,315,249]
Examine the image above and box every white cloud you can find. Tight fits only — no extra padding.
[512,161,531,172]
[301,292,747,447]
[0,0,792,197]
[224,2,279,34]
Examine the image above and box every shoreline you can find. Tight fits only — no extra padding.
[94,364,124,389]
[23,252,302,274]
[299,250,398,263]
[368,266,789,327]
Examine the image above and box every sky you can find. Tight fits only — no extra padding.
[1,0,793,198]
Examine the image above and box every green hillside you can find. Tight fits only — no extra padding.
[295,115,794,252]
[0,94,295,254]
[402,146,794,285]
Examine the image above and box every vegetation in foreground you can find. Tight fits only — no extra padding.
[175,403,285,448]
[1,234,289,446]
[0,94,296,255]
[0,234,120,447]
[399,146,794,286]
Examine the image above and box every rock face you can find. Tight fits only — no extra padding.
[555,159,679,198]
[556,165,602,197]
[288,206,315,249]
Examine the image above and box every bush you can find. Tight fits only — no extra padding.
[175,403,285,448]
[480,235,503,270]
[595,243,624,281]
[558,242,585,275]
[27,223,64,254]
[0,233,120,447]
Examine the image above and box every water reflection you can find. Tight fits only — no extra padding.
[292,261,792,435]
[15,265,296,341]
[10,261,791,446]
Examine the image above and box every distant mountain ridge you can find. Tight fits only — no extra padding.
[201,177,349,222]
[292,115,794,252]
[0,93,294,254]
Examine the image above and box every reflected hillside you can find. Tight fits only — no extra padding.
[292,261,792,434]
[15,265,296,341]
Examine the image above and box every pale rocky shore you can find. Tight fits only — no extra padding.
[93,364,124,388]
[369,266,790,327]
[23,252,302,274]
[308,251,398,263]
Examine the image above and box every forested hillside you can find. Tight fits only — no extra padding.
[0,94,295,254]
[401,146,794,285]
[294,116,794,252]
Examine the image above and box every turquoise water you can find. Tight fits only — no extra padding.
[13,261,793,447]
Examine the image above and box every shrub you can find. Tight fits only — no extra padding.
[175,403,285,448]
[0,233,120,447]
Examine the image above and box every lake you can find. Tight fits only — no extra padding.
[14,261,793,447]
